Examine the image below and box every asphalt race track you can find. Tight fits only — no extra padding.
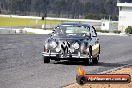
[0,34,132,88]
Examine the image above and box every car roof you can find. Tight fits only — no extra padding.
[58,22,91,27]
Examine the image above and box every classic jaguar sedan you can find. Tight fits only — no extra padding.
[42,23,100,65]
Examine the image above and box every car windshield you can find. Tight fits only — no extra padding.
[55,25,90,35]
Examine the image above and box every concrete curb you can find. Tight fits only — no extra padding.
[0,27,129,36]
[22,28,52,34]
[19,28,129,36]
[97,32,128,36]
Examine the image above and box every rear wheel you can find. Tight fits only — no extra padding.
[43,56,50,63]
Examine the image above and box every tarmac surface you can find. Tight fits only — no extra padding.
[0,34,132,88]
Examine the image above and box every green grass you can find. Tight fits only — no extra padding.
[0,17,66,26]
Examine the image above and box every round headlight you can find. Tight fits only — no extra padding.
[50,41,57,48]
[72,42,79,49]
[56,47,60,52]
[69,48,75,53]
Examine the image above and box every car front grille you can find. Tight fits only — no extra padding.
[61,41,70,54]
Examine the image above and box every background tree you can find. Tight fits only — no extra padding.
[0,0,131,20]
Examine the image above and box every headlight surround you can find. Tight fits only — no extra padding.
[80,44,85,51]
[72,42,80,49]
[50,41,57,48]
[45,43,49,49]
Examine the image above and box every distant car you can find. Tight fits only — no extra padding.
[42,23,100,65]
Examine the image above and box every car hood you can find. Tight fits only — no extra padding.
[51,35,89,43]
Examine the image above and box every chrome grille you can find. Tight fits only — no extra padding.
[61,41,69,54]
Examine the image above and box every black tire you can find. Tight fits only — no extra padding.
[76,75,86,85]
[89,45,92,57]
[99,44,100,54]
[43,56,50,63]
[84,57,93,65]
[93,55,99,64]
[84,45,93,65]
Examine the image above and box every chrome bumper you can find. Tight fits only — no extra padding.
[42,52,89,58]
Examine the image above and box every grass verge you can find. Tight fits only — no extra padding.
[0,17,66,26]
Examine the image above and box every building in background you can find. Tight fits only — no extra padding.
[117,2,132,32]
[101,20,112,31]
[101,19,118,31]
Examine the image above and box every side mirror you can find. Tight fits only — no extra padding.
[52,30,56,34]
[49,30,56,37]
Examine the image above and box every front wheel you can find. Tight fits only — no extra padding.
[93,55,99,64]
[43,56,50,63]
[84,58,93,65]
[84,45,93,65]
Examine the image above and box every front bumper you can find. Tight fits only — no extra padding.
[42,52,89,59]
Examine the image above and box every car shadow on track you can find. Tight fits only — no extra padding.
[54,61,127,67]
[54,61,87,66]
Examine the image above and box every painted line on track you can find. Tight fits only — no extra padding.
[99,64,132,74]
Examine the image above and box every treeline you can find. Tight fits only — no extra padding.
[0,0,131,20]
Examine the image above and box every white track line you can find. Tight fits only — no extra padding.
[99,64,132,74]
